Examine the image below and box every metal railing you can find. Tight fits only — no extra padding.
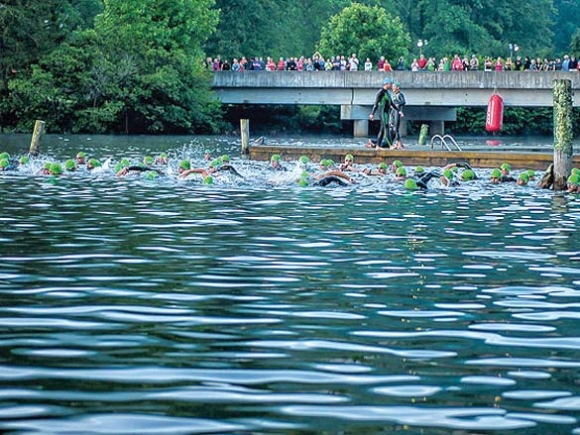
[430,134,463,152]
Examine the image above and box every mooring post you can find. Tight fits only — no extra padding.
[240,119,250,158]
[552,79,573,190]
[29,120,45,156]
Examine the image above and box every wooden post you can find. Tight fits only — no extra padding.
[553,79,573,190]
[240,119,249,158]
[29,120,45,156]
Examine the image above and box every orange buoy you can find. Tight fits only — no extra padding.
[485,93,504,133]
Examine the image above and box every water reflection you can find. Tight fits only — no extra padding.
[0,136,579,434]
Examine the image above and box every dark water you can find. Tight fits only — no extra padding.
[0,135,580,435]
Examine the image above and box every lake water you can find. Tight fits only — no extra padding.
[0,134,579,435]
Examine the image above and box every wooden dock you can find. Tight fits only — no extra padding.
[249,144,580,171]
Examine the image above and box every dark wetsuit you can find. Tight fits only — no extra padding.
[500,175,516,183]
[218,164,244,178]
[314,176,349,187]
[370,87,394,148]
[390,90,406,142]
[414,171,439,189]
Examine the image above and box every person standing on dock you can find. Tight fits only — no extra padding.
[366,77,394,149]
[390,82,406,149]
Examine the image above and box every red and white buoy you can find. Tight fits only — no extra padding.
[485,93,504,133]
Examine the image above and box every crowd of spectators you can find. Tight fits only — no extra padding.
[206,53,580,72]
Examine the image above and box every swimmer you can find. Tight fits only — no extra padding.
[567,174,579,193]
[270,154,287,171]
[204,149,212,161]
[440,169,460,187]
[65,159,77,172]
[395,166,407,181]
[517,172,529,186]
[362,162,388,176]
[339,154,358,172]
[154,153,168,165]
[117,164,165,178]
[76,152,87,165]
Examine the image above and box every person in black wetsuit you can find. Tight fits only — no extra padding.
[366,77,394,149]
[390,82,406,149]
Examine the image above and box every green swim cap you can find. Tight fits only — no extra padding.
[298,178,309,187]
[88,158,101,168]
[50,162,63,175]
[393,160,403,168]
[414,165,425,174]
[299,155,310,165]
[179,159,191,170]
[271,154,281,162]
[43,162,52,170]
[203,175,214,185]
[491,168,502,178]
[396,167,407,176]
[327,159,335,167]
[0,158,9,168]
[204,149,211,155]
[143,156,154,165]
[571,167,580,175]
[567,174,579,185]
[19,156,30,165]
[221,154,230,163]
[210,157,223,168]
[65,159,76,171]
[378,162,388,170]
[404,178,418,190]
[518,172,529,184]
[526,169,535,176]
[159,152,167,158]
[300,171,310,179]
[0,152,10,160]
[443,169,454,179]
[319,159,330,169]
[145,170,159,180]
[121,158,130,167]
[114,162,124,173]
[462,169,475,181]
[345,154,354,161]
[501,163,511,172]
[76,152,86,158]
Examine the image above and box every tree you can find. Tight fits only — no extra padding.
[316,3,411,64]
[91,0,221,133]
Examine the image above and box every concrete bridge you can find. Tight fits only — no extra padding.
[212,71,578,136]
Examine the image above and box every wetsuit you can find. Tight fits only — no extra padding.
[314,176,349,187]
[416,171,438,189]
[370,87,394,148]
[390,90,406,142]
[218,164,244,178]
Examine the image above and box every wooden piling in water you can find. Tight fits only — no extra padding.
[240,119,249,157]
[29,120,45,156]
[552,79,573,190]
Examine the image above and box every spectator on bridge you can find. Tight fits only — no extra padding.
[452,55,463,70]
[469,54,479,70]
[397,56,406,70]
[266,57,276,71]
[377,56,386,71]
[417,54,428,70]
[231,58,241,71]
[348,53,359,71]
[411,58,419,71]
[286,57,297,70]
[222,59,230,70]
[484,57,493,71]
[383,59,393,72]
[569,56,578,70]
[277,57,286,71]
[514,56,523,71]
[364,58,373,71]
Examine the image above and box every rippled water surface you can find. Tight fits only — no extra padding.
[1,135,580,434]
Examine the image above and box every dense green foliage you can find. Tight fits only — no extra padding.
[317,4,410,63]
[1,0,579,135]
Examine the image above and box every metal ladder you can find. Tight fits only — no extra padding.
[430,134,463,152]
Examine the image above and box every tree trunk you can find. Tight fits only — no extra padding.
[553,79,573,190]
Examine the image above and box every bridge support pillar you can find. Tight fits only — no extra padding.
[353,120,369,137]
[430,121,445,136]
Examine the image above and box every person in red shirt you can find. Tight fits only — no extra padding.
[277,57,286,71]
[417,54,427,70]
